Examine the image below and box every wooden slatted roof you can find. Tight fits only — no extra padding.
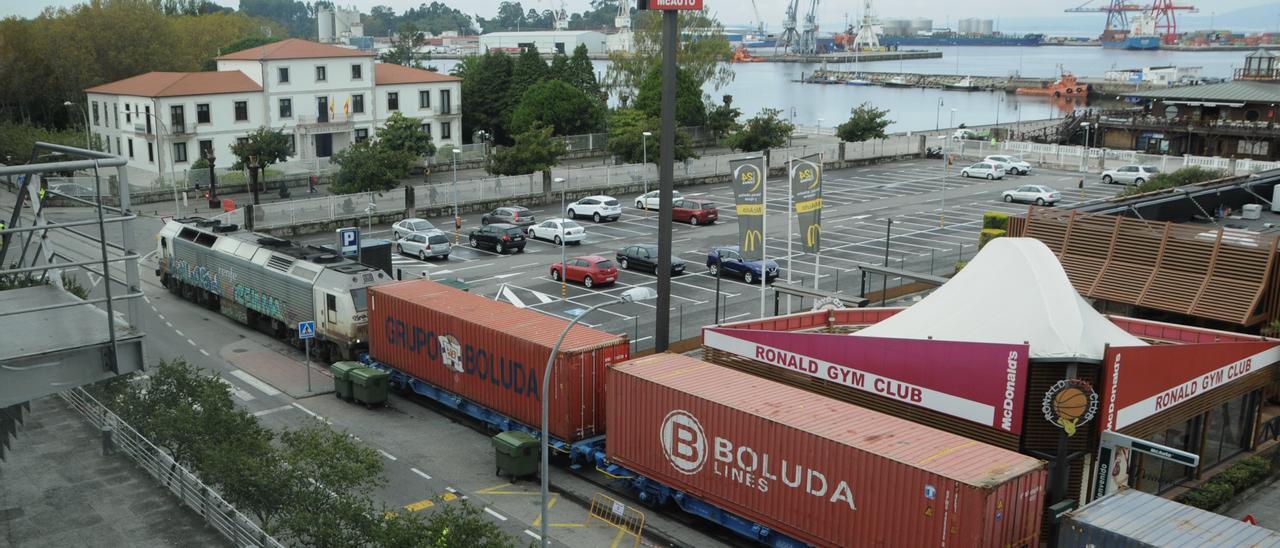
[1018,207,1279,326]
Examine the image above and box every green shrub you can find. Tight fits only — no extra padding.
[954,260,968,274]
[1118,166,1225,197]
[1178,480,1235,510]
[1177,455,1273,510]
[978,228,1006,250]
[982,211,1010,231]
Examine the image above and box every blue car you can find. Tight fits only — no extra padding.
[706,245,780,284]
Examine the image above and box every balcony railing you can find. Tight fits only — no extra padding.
[434,104,461,117]
[296,114,355,133]
[1096,114,1279,137]
[1234,67,1280,81]
[132,122,196,139]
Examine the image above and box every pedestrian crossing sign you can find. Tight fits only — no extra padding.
[298,321,316,340]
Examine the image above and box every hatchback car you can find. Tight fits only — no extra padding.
[468,223,526,254]
[706,246,780,285]
[1102,165,1160,185]
[616,244,687,275]
[396,229,452,260]
[673,199,718,225]
[984,155,1032,175]
[960,162,1005,180]
[634,189,683,210]
[550,255,618,288]
[566,195,622,223]
[526,218,585,245]
[392,218,437,239]
[481,206,536,227]
[1002,185,1061,206]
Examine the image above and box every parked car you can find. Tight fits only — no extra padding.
[550,255,618,288]
[960,162,1005,180]
[673,199,718,225]
[1002,185,1061,206]
[634,189,683,210]
[952,128,978,140]
[468,223,526,254]
[526,218,585,245]
[616,244,687,275]
[984,155,1032,175]
[1102,165,1160,185]
[706,246,780,285]
[481,206,536,227]
[392,218,437,239]
[566,195,622,223]
[396,229,452,260]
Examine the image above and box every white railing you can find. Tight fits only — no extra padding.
[60,388,285,548]
[950,138,1277,178]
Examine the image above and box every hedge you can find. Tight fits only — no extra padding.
[1176,455,1272,510]
[979,228,1006,250]
[982,211,1010,231]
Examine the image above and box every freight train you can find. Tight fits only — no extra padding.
[360,279,1048,547]
[156,218,392,360]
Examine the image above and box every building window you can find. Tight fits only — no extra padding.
[116,137,121,155]
[419,90,431,109]
[351,63,362,80]
[355,128,369,142]
[113,104,119,129]
[234,101,248,122]
[147,142,154,163]
[315,65,327,82]
[170,105,185,132]
[197,103,210,124]
[105,138,111,153]
[144,106,151,133]
[91,101,99,125]
[387,92,399,111]
[125,104,132,124]
[352,94,364,114]
[441,121,451,140]
[279,98,292,119]
[173,142,188,163]
[199,140,213,158]
[279,67,290,83]
[440,90,451,114]
[127,139,134,158]
[422,123,431,138]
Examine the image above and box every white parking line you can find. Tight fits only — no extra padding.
[411,468,432,480]
[199,349,210,356]
[484,508,508,521]
[174,330,184,337]
[143,296,150,304]
[445,486,458,493]
[252,405,292,417]
[157,314,165,320]
[187,339,197,346]
[291,402,331,424]
[232,370,282,396]
[524,530,541,541]
[378,449,398,461]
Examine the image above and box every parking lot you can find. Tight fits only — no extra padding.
[301,158,1110,350]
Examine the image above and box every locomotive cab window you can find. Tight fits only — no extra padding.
[326,293,338,323]
[350,288,368,312]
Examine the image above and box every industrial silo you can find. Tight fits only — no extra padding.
[909,18,932,35]
[884,19,910,36]
[978,18,994,35]
[318,6,335,43]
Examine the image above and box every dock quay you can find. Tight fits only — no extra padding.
[759,50,941,63]
[802,70,1180,97]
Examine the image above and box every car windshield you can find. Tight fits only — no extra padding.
[595,260,615,269]
[700,202,716,210]
[409,220,433,231]
[350,288,368,312]
[428,234,449,244]
[504,227,524,237]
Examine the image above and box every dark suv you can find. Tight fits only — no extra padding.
[481,206,536,227]
[469,223,526,254]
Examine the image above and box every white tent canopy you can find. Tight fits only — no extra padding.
[852,237,1147,360]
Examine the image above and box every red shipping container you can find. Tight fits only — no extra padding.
[608,354,1047,547]
[370,280,629,441]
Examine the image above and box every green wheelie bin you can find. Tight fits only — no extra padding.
[329,361,363,400]
[491,431,539,482]
[349,367,390,408]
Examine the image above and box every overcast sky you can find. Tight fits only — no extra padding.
[8,0,1272,26]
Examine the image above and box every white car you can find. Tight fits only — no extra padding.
[566,195,622,223]
[392,218,436,239]
[395,229,452,260]
[1102,165,1160,185]
[960,162,1005,180]
[952,129,978,140]
[634,189,683,210]
[1002,185,1061,206]
[526,218,586,245]
[984,155,1032,175]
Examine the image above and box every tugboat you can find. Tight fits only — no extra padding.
[882,76,912,87]
[1016,72,1090,98]
[943,76,978,91]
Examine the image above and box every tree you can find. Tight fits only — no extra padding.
[229,126,291,170]
[606,108,694,164]
[548,54,570,83]
[510,80,603,137]
[605,8,733,96]
[487,123,566,176]
[238,0,313,38]
[379,503,517,547]
[511,45,548,94]
[634,66,706,127]
[379,112,436,158]
[835,102,893,143]
[201,36,281,70]
[461,51,516,144]
[380,21,426,68]
[706,95,742,146]
[725,108,794,152]
[331,139,413,194]
[565,43,601,100]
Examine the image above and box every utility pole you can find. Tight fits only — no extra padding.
[655,8,677,353]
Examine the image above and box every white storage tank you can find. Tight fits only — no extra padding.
[978,18,995,35]
[883,19,910,36]
[318,6,335,43]
[909,18,932,35]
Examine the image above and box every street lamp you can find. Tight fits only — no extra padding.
[938,136,949,228]
[540,286,657,547]
[1081,122,1092,172]
[62,101,91,150]
[935,98,944,132]
[554,177,567,301]
[451,147,460,243]
[995,93,1005,136]
[641,131,652,206]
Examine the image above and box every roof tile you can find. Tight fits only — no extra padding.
[216,38,372,61]
[84,71,262,97]
[373,63,461,85]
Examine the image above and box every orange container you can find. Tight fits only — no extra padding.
[607,354,1047,547]
[370,280,629,441]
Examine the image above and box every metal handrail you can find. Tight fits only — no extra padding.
[59,388,285,548]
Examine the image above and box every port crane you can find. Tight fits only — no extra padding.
[749,0,766,36]
[798,0,820,54]
[1066,0,1196,44]
[776,0,801,54]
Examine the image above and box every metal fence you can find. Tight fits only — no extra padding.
[59,388,285,548]
[954,139,1280,176]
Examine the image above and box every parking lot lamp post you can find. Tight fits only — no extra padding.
[62,101,90,150]
[554,177,567,300]
[452,147,460,243]
[540,287,657,548]
[641,131,652,203]
[935,98,944,132]
[939,136,948,228]
[1081,122,1091,172]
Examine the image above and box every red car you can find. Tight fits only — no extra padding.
[550,255,618,288]
[673,199,718,225]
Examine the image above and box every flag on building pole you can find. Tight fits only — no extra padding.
[344,96,350,118]
[329,96,335,119]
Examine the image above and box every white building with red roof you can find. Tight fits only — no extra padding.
[84,38,461,178]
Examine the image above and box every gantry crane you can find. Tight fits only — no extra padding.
[776,0,801,54]
[798,0,820,54]
[1066,0,1195,44]
[749,0,766,36]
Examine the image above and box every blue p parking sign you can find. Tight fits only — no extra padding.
[298,321,316,340]
[336,227,360,256]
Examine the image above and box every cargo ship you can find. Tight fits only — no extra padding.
[880,32,1044,47]
[1101,13,1161,50]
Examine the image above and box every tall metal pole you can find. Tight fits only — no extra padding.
[655,10,677,353]
[555,177,567,301]
[940,136,947,228]
[786,156,793,312]
[882,218,892,307]
[760,157,768,319]
[452,149,459,243]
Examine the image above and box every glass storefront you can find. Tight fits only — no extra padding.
[1131,390,1260,495]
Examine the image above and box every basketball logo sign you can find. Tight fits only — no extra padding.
[661,410,707,475]
[1042,379,1099,437]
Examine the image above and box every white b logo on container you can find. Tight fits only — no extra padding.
[661,410,706,475]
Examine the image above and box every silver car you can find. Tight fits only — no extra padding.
[984,155,1032,175]
[1102,165,1160,185]
[1002,185,1061,206]
[393,218,437,239]
[396,229,451,260]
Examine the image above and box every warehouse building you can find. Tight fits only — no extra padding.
[478,30,607,55]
